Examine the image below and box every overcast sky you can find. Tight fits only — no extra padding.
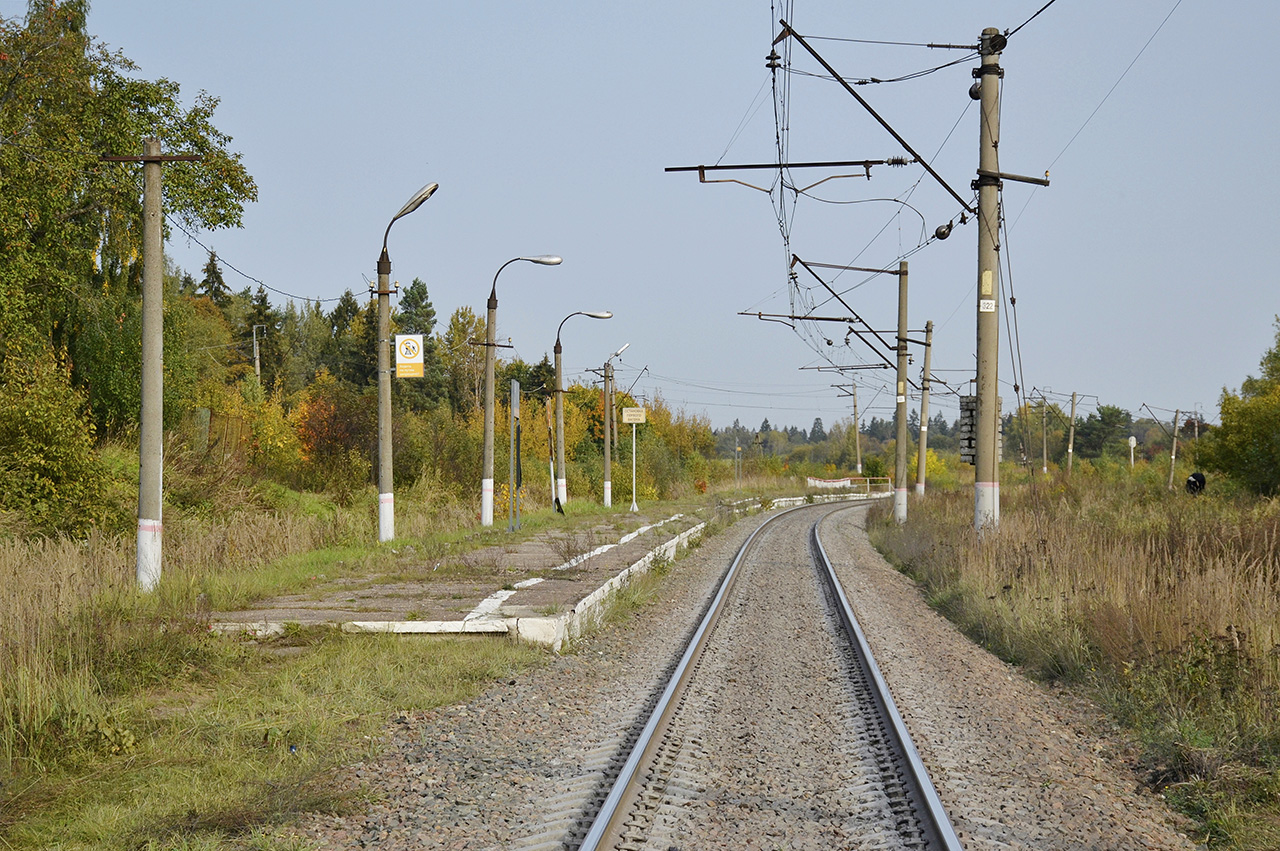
[57,1,1280,431]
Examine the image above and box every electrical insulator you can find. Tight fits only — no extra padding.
[766,50,781,70]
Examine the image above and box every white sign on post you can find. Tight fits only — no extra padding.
[623,408,646,511]
[395,334,424,378]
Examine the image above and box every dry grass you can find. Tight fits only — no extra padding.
[0,468,484,772]
[870,468,1280,848]
[0,457,804,847]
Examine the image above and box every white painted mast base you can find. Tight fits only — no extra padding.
[556,478,567,506]
[893,489,908,524]
[481,478,494,526]
[137,519,162,591]
[603,481,611,508]
[378,492,394,542]
[975,481,1000,531]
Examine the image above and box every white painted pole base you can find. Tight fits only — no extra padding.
[915,483,925,496]
[481,478,494,526]
[975,481,1000,531]
[603,481,612,508]
[893,489,908,524]
[378,492,394,542]
[556,478,567,506]
[137,519,162,591]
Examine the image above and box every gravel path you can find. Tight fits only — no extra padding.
[286,503,1203,850]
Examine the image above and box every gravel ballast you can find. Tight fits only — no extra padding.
[286,503,1203,849]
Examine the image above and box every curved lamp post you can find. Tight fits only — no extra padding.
[375,182,438,543]
[554,310,612,509]
[482,255,562,526]
[602,342,629,507]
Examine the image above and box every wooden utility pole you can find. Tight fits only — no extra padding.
[1167,410,1181,489]
[893,261,909,524]
[915,320,933,496]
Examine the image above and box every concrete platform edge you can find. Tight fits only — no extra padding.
[212,493,886,648]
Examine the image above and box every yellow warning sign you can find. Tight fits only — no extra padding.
[396,335,424,378]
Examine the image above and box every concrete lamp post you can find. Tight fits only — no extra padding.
[375,182,438,543]
[482,254,562,526]
[554,310,612,510]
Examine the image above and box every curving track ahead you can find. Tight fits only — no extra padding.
[577,501,962,850]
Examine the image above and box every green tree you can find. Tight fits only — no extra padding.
[393,277,445,410]
[328,290,361,340]
[1198,320,1280,494]
[500,355,555,405]
[279,299,333,396]
[242,285,283,390]
[439,306,485,414]
[199,250,230,308]
[810,417,826,443]
[1074,404,1133,460]
[0,1,257,511]
[332,299,377,388]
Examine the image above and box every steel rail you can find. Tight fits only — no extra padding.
[580,499,961,850]
[812,513,965,851]
[577,502,816,851]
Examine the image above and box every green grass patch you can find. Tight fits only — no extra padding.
[2,632,543,850]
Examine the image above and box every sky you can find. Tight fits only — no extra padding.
[34,0,1277,432]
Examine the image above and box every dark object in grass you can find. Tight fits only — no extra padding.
[1185,472,1206,495]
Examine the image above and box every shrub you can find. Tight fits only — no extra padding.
[0,343,107,535]
[289,369,376,492]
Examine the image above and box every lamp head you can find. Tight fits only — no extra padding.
[585,311,613,320]
[612,342,630,359]
[393,182,439,222]
[521,255,562,266]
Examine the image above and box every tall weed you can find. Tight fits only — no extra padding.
[870,471,1280,846]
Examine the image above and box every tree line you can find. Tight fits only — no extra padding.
[4,2,1276,539]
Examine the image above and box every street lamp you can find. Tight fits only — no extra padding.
[602,342,629,508]
[482,255,562,526]
[375,182,438,543]
[555,310,612,510]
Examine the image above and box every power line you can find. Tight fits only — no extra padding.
[1005,0,1063,39]
[805,35,976,50]
[1011,0,1186,228]
[167,216,347,305]
[785,51,978,86]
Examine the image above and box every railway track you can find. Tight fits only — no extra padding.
[566,501,962,850]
